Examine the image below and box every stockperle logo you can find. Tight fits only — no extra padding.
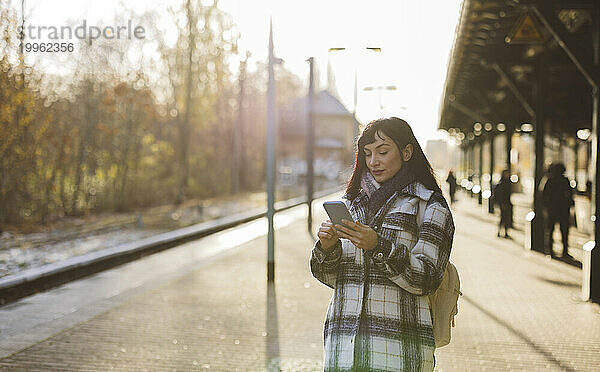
[18,20,146,46]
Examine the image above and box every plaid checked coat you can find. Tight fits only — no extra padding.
[310,180,455,372]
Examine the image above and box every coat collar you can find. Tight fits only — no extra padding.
[349,180,434,204]
[402,181,435,201]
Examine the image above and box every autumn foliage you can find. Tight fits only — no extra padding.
[0,1,303,227]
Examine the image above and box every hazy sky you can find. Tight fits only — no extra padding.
[219,0,463,144]
[20,0,462,143]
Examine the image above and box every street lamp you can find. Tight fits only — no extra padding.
[328,46,383,113]
[266,17,283,283]
[328,47,382,152]
[363,85,397,111]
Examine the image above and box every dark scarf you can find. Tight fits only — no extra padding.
[360,165,415,225]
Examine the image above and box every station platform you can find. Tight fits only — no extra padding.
[1,192,599,371]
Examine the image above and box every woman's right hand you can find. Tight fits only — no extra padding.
[318,220,340,251]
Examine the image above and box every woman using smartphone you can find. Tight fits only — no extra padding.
[310,117,455,371]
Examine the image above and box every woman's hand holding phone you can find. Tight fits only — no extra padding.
[335,220,378,251]
[319,201,377,251]
[318,220,340,251]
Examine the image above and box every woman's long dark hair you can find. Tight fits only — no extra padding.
[345,117,443,200]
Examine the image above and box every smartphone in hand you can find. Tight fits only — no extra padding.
[323,201,354,229]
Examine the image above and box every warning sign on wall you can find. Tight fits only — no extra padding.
[506,12,545,44]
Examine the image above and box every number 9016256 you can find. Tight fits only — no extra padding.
[24,42,74,53]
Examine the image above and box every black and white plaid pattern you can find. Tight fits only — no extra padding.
[310,181,455,371]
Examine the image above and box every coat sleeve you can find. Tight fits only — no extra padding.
[370,194,455,296]
[309,239,342,289]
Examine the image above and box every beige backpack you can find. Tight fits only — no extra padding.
[417,199,462,348]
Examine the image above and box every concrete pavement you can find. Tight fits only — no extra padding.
[1,192,599,371]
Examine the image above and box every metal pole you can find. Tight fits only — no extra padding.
[478,140,483,205]
[490,63,536,118]
[590,3,600,303]
[469,141,475,198]
[468,144,473,198]
[506,124,512,173]
[461,144,466,181]
[307,57,315,235]
[328,47,382,154]
[465,144,469,195]
[574,140,579,190]
[489,133,495,213]
[506,126,514,228]
[591,87,600,302]
[353,68,358,154]
[266,18,276,282]
[531,6,598,91]
[532,52,546,254]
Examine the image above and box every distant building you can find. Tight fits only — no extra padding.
[425,139,450,171]
[279,90,358,185]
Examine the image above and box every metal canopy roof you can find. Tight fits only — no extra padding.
[439,0,598,141]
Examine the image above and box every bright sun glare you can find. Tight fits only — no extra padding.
[23,0,462,142]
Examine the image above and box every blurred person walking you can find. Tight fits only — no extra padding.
[492,170,513,238]
[446,169,457,204]
[542,163,574,258]
[309,117,455,371]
